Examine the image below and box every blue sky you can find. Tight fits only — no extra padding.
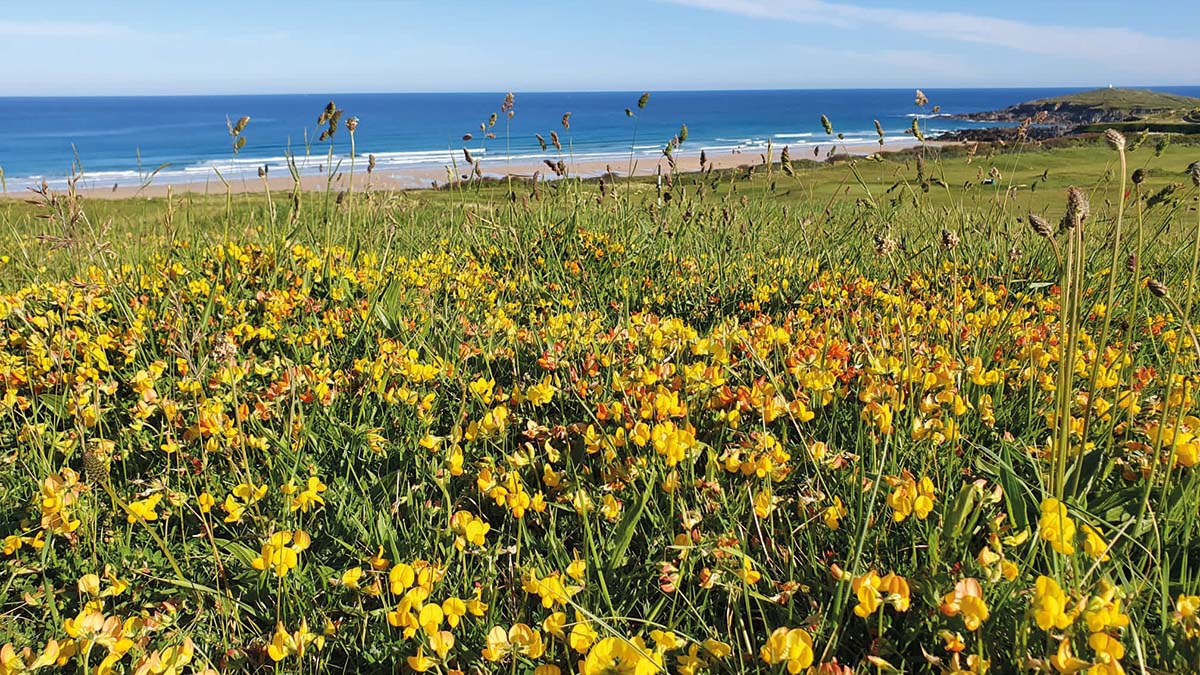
[1,0,1196,95]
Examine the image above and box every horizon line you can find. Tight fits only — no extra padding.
[2,84,1198,100]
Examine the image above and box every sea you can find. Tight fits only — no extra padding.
[2,87,1198,190]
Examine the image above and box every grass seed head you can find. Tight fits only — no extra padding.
[1104,128,1126,151]
[873,231,897,256]
[1148,279,1169,298]
[1065,187,1089,227]
[941,229,960,250]
[1028,213,1053,238]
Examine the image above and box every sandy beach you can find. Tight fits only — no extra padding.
[0,139,935,201]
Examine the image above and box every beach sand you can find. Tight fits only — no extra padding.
[2,139,936,200]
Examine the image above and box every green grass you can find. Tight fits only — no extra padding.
[3,137,1198,282]
[1026,87,1200,112]
[2,124,1200,675]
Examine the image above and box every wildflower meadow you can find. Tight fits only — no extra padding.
[3,95,1200,675]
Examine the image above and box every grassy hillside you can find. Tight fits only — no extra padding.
[1027,87,1200,112]
[962,87,1200,127]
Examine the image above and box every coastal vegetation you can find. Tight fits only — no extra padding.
[954,87,1200,138]
[2,93,1200,675]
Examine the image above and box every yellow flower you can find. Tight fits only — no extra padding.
[389,562,415,593]
[525,570,581,608]
[290,475,327,513]
[1032,576,1076,631]
[649,630,681,652]
[759,627,815,674]
[753,489,777,518]
[481,626,511,662]
[1174,594,1200,637]
[543,611,567,639]
[527,377,557,406]
[1048,639,1089,675]
[418,603,444,636]
[959,596,990,632]
[879,572,911,612]
[368,546,390,571]
[567,559,587,581]
[886,471,935,522]
[406,645,435,672]
[267,623,296,662]
[940,578,987,631]
[251,530,309,577]
[465,589,488,616]
[451,511,490,551]
[569,618,598,653]
[677,645,707,675]
[2,535,23,556]
[1088,631,1125,661]
[442,597,467,628]
[222,495,246,523]
[734,557,762,585]
[79,573,101,596]
[340,567,363,590]
[862,401,894,435]
[430,630,454,659]
[1084,582,1130,633]
[601,494,623,521]
[583,637,662,675]
[233,482,268,503]
[482,624,545,662]
[852,571,882,618]
[197,492,215,514]
[823,496,847,530]
[139,638,194,675]
[1080,524,1110,561]
[125,493,162,524]
[1039,498,1077,555]
[100,568,127,597]
[701,640,732,658]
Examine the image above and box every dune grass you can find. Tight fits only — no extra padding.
[2,101,1200,675]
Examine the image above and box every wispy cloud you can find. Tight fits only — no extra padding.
[0,21,129,39]
[665,0,1198,69]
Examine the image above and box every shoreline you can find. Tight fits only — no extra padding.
[0,139,936,201]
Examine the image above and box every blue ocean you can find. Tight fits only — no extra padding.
[2,88,1198,190]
